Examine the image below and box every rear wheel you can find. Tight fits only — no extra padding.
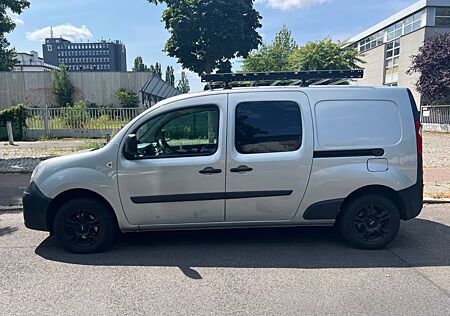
[53,198,117,253]
[338,194,400,249]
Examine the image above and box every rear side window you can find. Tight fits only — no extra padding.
[235,101,302,154]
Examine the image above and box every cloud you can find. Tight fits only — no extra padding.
[255,0,331,10]
[26,24,93,42]
[7,11,24,25]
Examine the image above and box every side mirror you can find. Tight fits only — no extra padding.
[124,134,138,159]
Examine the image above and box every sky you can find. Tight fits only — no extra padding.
[6,0,419,92]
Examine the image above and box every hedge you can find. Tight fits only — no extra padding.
[0,104,29,141]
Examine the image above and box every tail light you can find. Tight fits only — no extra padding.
[415,120,422,156]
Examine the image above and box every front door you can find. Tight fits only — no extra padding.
[225,91,313,222]
[118,94,227,226]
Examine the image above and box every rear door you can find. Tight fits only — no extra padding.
[225,91,313,222]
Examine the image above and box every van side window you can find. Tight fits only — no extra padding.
[133,105,219,159]
[235,101,302,154]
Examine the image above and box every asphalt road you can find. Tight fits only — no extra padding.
[1,205,449,315]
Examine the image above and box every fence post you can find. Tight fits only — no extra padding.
[6,121,14,145]
[44,106,49,138]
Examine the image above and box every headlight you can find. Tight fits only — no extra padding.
[31,161,47,181]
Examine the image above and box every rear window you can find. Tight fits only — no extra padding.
[315,100,402,148]
[235,101,302,154]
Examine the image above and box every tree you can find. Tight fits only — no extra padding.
[132,56,149,72]
[147,0,262,75]
[242,25,298,72]
[177,71,190,93]
[408,32,450,104]
[289,38,363,71]
[51,65,75,107]
[154,62,162,78]
[0,0,30,71]
[165,66,175,86]
[114,88,140,107]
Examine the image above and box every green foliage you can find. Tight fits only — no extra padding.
[114,88,140,108]
[242,25,298,72]
[132,56,149,72]
[165,66,175,86]
[289,38,363,71]
[0,0,30,71]
[242,26,363,77]
[0,104,29,139]
[60,101,89,129]
[147,0,262,75]
[150,62,162,78]
[51,65,75,107]
[408,32,450,104]
[177,71,190,93]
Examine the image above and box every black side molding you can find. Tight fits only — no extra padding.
[313,148,384,158]
[303,199,344,220]
[131,190,293,204]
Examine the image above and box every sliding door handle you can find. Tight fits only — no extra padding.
[230,165,253,173]
[199,167,222,175]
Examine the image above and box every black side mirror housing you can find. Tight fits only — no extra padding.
[124,134,138,159]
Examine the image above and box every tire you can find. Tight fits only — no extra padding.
[53,198,117,253]
[338,194,400,250]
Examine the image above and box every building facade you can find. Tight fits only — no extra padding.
[42,38,127,72]
[345,0,450,106]
[14,51,59,72]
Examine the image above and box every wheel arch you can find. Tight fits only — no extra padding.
[47,188,119,232]
[339,185,406,220]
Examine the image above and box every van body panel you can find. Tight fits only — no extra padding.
[23,85,422,235]
[117,94,228,226]
[225,91,314,221]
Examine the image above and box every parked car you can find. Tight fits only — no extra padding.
[23,85,423,253]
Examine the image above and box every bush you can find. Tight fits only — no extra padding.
[61,101,88,129]
[114,88,139,108]
[0,104,30,140]
[51,65,75,107]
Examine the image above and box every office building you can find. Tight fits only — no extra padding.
[42,37,127,72]
[344,0,450,105]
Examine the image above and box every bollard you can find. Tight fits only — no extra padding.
[6,121,14,145]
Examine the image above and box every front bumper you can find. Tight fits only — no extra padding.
[22,181,52,231]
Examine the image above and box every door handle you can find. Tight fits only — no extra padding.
[230,165,253,173]
[199,167,222,175]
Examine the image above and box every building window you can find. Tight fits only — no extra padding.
[385,39,400,85]
[356,10,423,52]
[436,7,450,26]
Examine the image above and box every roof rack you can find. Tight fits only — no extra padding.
[201,70,364,90]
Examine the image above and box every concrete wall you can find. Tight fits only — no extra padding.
[398,28,426,106]
[354,44,386,86]
[0,71,151,109]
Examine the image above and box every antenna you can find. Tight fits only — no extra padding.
[50,26,54,39]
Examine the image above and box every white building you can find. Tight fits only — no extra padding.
[13,51,59,72]
[344,0,450,106]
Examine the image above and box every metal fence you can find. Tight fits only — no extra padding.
[420,105,450,133]
[421,105,450,124]
[25,107,143,138]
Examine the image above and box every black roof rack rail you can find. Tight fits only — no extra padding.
[201,69,364,89]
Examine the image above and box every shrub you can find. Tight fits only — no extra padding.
[114,88,140,108]
[0,104,30,140]
[51,65,75,107]
[61,101,88,129]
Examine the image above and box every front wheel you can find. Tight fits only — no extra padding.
[53,198,117,253]
[338,194,400,250]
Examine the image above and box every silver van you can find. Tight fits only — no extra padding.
[23,83,423,253]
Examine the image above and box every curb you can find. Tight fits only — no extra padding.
[423,197,450,204]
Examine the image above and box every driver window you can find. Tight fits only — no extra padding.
[134,105,219,159]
